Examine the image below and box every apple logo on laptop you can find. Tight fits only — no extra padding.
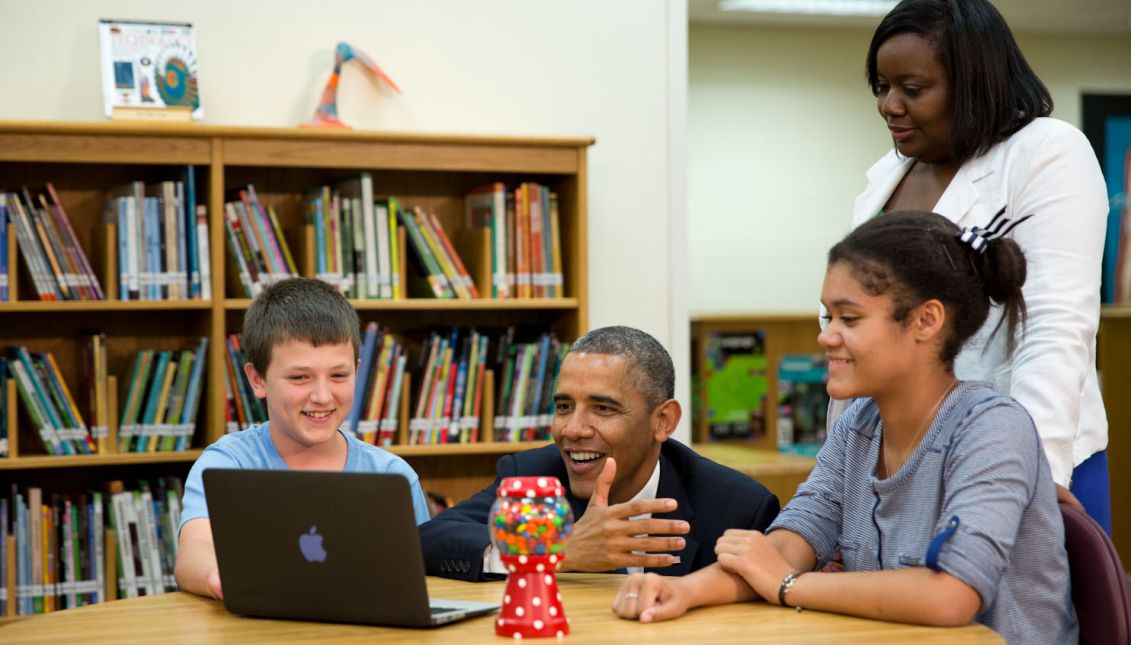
[299,525,327,563]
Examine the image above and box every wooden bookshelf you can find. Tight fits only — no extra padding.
[690,314,822,449]
[0,120,592,506]
[696,310,1131,568]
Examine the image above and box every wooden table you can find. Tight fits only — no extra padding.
[0,574,1001,643]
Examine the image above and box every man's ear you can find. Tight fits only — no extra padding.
[244,362,268,399]
[651,399,682,443]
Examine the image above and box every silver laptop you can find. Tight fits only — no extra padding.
[203,469,499,627]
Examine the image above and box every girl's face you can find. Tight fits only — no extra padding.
[874,32,953,165]
[819,262,921,401]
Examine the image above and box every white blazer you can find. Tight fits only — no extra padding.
[852,117,1109,486]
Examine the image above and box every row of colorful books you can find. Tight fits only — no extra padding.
[466,182,565,299]
[493,332,568,442]
[407,327,490,445]
[117,339,209,453]
[308,175,402,299]
[222,334,266,433]
[107,170,210,301]
[0,186,105,302]
[0,478,183,616]
[304,179,479,300]
[224,185,298,299]
[347,322,408,445]
[3,348,101,456]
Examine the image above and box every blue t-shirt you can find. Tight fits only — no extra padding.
[179,422,431,532]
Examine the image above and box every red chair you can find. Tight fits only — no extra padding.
[1061,501,1131,645]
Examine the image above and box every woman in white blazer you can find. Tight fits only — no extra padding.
[851,0,1110,530]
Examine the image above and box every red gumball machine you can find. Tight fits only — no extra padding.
[490,476,575,638]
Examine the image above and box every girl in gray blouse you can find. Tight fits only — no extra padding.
[612,210,1076,645]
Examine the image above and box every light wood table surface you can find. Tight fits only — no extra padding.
[0,574,1000,644]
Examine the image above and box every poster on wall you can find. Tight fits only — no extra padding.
[1083,94,1131,303]
[98,19,203,120]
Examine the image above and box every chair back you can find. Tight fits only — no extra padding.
[1061,501,1131,645]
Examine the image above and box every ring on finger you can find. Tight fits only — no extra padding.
[624,592,640,600]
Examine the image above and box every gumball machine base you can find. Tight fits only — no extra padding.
[495,554,569,638]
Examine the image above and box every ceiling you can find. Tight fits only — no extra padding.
[688,0,1131,35]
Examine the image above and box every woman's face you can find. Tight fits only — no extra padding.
[818,262,920,401]
[874,32,953,165]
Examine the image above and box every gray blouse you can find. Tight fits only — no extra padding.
[770,381,1076,645]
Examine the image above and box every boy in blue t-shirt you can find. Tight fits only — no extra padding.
[175,278,430,600]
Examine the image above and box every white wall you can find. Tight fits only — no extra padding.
[0,0,693,439]
[689,23,1131,314]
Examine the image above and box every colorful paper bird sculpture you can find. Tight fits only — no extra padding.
[304,42,401,129]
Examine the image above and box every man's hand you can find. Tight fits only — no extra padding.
[559,458,690,572]
[612,572,691,623]
[714,529,792,603]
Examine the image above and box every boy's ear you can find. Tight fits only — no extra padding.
[914,299,947,342]
[244,362,268,399]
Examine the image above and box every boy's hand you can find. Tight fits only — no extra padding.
[612,572,691,623]
[714,529,792,603]
[206,568,224,600]
[559,458,689,572]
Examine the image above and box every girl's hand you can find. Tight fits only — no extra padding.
[612,573,691,623]
[714,529,794,603]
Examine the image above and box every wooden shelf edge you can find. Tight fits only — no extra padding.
[0,450,204,471]
[1101,305,1131,319]
[0,120,596,148]
[0,300,213,313]
[389,440,551,457]
[223,298,580,311]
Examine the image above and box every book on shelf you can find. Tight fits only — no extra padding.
[777,354,830,456]
[464,182,563,300]
[223,334,267,433]
[407,329,483,445]
[116,339,206,452]
[98,20,202,120]
[493,333,566,443]
[702,331,767,441]
[466,183,509,298]
[84,333,111,453]
[7,347,97,455]
[346,323,408,445]
[224,187,300,297]
[0,358,8,457]
[3,187,106,302]
[0,196,9,303]
[3,479,180,616]
[105,173,206,301]
[398,205,453,299]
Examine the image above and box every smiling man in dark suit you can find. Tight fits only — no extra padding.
[420,326,780,580]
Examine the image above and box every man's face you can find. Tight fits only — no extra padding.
[244,338,356,454]
[550,353,663,505]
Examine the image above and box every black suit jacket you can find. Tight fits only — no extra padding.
[419,439,780,581]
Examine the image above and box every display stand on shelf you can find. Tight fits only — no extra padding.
[690,314,823,503]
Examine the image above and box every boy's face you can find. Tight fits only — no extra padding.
[244,338,356,452]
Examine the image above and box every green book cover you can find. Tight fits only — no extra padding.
[704,332,767,440]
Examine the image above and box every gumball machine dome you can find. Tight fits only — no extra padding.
[489,476,574,638]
